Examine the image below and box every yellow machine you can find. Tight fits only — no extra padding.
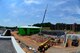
[38,38,54,52]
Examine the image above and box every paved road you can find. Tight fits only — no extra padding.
[0,38,17,53]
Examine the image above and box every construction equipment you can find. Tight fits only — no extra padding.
[66,34,79,47]
[38,38,54,53]
[38,36,65,53]
[72,39,79,47]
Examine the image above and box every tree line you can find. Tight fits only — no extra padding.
[33,22,80,31]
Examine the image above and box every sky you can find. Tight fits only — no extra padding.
[0,0,80,26]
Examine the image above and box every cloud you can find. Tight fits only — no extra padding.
[10,3,16,8]
[8,2,26,17]
[24,0,41,4]
[61,16,80,23]
[60,5,80,15]
[3,19,11,22]
[53,0,69,7]
[76,6,80,14]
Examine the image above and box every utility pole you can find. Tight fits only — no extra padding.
[39,5,48,35]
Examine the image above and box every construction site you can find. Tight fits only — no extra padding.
[9,5,80,53]
[0,0,80,53]
[9,26,80,53]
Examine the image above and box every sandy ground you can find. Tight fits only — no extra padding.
[11,31,80,53]
[46,46,80,53]
[11,31,39,53]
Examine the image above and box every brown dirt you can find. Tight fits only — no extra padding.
[11,31,80,53]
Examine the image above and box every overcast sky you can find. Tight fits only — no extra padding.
[0,0,80,26]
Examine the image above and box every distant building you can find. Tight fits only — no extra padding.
[18,26,40,35]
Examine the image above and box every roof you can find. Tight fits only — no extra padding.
[18,26,40,28]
